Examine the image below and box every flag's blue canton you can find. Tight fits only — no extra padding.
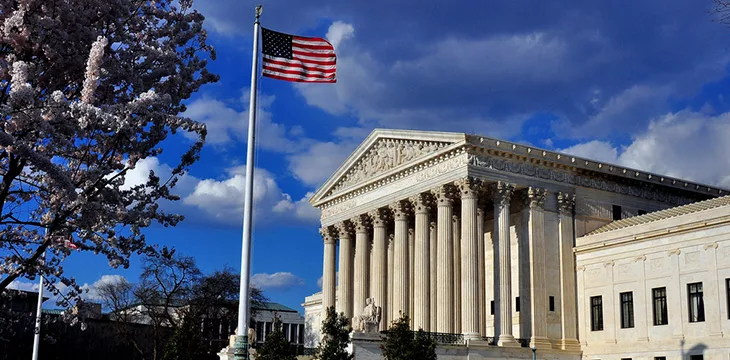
[262,28,292,59]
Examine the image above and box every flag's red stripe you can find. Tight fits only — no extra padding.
[263,72,336,83]
[292,43,334,51]
[262,67,336,79]
[263,54,335,67]
[293,35,331,44]
[292,49,336,58]
[262,64,336,77]
[263,57,336,70]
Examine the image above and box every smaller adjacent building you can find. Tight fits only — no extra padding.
[576,196,730,360]
[251,302,306,347]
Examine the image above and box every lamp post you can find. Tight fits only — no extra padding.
[531,344,536,360]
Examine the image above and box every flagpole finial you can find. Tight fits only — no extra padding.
[255,5,263,21]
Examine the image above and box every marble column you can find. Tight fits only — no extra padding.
[477,206,486,337]
[388,233,394,322]
[321,227,337,311]
[369,208,389,331]
[353,215,371,317]
[433,185,454,333]
[453,214,462,332]
[411,193,432,331]
[493,181,518,347]
[459,177,481,340]
[429,221,438,332]
[557,192,580,351]
[409,228,415,324]
[336,221,354,320]
[390,200,411,321]
[525,188,551,349]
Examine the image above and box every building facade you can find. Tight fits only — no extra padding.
[302,129,726,359]
[576,196,730,360]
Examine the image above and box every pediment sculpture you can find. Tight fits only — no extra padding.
[330,139,449,194]
[352,297,381,333]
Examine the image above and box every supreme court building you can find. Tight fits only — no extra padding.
[301,129,730,359]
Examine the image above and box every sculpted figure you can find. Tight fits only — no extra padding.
[352,297,382,333]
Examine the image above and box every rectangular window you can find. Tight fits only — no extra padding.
[516,296,520,312]
[549,296,555,311]
[289,323,297,343]
[653,287,668,326]
[654,357,666,360]
[298,324,305,344]
[689,355,703,360]
[591,296,603,331]
[620,292,634,328]
[255,322,264,343]
[283,323,290,342]
[265,322,272,339]
[621,358,632,360]
[688,282,705,323]
[613,205,622,220]
[491,300,495,315]
[726,278,730,319]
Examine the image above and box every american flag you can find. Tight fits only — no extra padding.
[261,28,337,83]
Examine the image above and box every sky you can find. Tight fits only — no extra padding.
[9,0,730,315]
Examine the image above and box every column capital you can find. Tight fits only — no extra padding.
[455,177,482,199]
[368,208,390,228]
[351,214,371,233]
[523,187,547,209]
[320,226,337,244]
[335,221,354,238]
[409,193,434,214]
[491,181,515,207]
[429,221,437,231]
[431,184,457,207]
[389,200,412,220]
[557,192,575,214]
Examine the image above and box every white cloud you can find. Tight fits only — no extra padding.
[121,156,320,227]
[316,272,338,289]
[80,275,127,301]
[326,21,355,49]
[9,274,129,305]
[561,110,730,188]
[251,272,305,290]
[183,92,308,153]
[287,141,356,187]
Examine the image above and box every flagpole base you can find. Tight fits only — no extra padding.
[232,335,250,360]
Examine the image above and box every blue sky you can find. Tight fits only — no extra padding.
[10,0,730,314]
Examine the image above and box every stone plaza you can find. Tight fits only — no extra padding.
[302,129,730,360]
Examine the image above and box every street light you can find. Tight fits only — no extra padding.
[531,343,536,360]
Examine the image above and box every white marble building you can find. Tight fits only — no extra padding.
[576,196,730,360]
[302,129,726,359]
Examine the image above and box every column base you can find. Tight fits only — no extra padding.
[529,336,552,350]
[497,334,520,347]
[463,331,481,341]
[559,338,581,352]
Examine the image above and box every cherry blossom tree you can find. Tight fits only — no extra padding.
[0,0,218,304]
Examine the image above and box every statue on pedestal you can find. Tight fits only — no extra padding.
[352,297,381,334]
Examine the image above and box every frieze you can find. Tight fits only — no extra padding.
[468,155,698,206]
[320,152,468,219]
[327,138,450,196]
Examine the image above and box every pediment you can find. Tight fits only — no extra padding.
[311,129,466,206]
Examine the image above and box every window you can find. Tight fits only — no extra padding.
[491,300,495,315]
[591,296,603,331]
[620,292,634,328]
[613,205,622,220]
[688,282,705,322]
[638,209,647,215]
[549,296,555,311]
[726,278,730,319]
[621,358,632,360]
[689,355,703,360]
[283,323,290,342]
[654,357,666,360]
[289,323,297,343]
[516,296,520,312]
[298,324,305,344]
[255,321,264,343]
[653,287,668,326]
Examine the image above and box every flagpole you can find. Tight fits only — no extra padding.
[31,230,47,360]
[234,5,262,360]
